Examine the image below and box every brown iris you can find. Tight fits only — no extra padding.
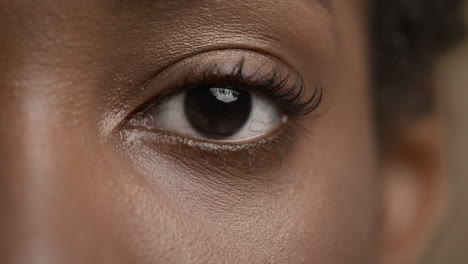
[184,87,252,139]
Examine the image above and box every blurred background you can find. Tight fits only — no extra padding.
[426,3,468,263]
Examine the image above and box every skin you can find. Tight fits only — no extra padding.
[0,0,447,263]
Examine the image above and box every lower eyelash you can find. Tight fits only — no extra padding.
[119,53,321,176]
[159,133,273,152]
[122,126,295,176]
[124,55,323,137]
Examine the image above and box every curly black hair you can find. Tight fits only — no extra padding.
[372,0,465,139]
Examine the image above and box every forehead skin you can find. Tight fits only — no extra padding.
[0,0,376,263]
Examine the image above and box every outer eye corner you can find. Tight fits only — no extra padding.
[129,85,286,144]
[124,52,319,146]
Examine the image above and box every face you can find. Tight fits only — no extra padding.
[0,0,442,263]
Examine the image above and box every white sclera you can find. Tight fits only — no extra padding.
[141,91,286,142]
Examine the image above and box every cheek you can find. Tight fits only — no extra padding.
[289,93,378,263]
[241,69,378,262]
[239,3,379,262]
[99,2,375,264]
[289,5,379,261]
[104,71,377,264]
[106,17,376,264]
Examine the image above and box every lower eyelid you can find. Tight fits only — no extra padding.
[121,124,296,177]
[118,49,319,175]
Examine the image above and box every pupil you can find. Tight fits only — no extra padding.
[185,87,252,139]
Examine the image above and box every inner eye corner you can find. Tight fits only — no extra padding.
[126,85,289,145]
[119,50,316,147]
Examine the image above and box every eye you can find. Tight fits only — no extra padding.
[129,86,287,142]
[124,53,323,149]
[119,52,324,175]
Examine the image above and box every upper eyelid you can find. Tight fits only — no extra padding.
[119,50,270,116]
[113,49,324,136]
[135,48,297,91]
[135,48,304,96]
[124,56,322,129]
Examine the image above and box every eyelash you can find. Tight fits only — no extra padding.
[121,56,323,174]
[131,57,323,119]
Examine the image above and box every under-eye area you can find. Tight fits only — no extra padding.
[121,127,297,180]
[121,50,323,173]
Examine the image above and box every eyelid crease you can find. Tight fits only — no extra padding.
[126,55,323,128]
[117,51,324,176]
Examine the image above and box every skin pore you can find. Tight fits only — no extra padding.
[0,0,446,263]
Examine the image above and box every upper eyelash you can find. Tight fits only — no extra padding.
[132,57,323,119]
[233,58,323,116]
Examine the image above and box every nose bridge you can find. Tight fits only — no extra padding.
[0,85,80,264]
[0,3,133,263]
[0,70,124,264]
